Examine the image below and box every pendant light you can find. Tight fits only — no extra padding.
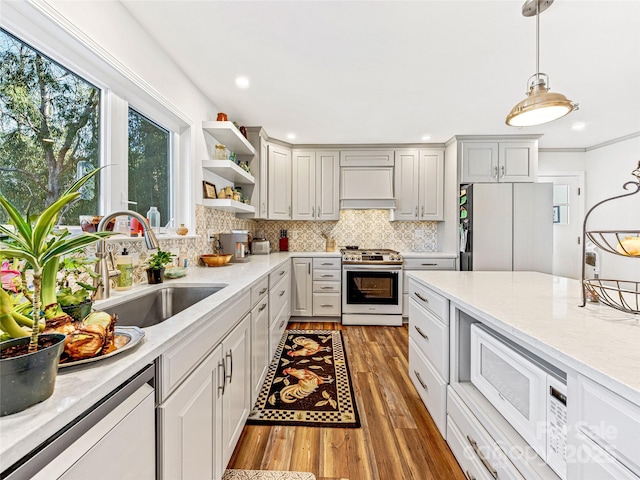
[506,0,578,127]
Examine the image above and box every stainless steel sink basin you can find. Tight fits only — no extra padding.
[106,285,226,328]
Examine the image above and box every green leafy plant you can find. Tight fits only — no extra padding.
[0,169,114,352]
[56,255,99,306]
[145,249,175,270]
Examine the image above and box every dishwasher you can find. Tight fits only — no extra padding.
[2,364,156,480]
[402,257,457,316]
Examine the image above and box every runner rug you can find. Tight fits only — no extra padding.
[222,470,315,480]
[247,329,360,428]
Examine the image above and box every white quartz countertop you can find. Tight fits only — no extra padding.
[1,252,318,470]
[406,271,640,405]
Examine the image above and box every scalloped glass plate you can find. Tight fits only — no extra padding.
[58,326,145,368]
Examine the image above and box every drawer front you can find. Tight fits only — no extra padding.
[250,276,269,307]
[408,278,448,324]
[447,387,525,480]
[269,262,291,287]
[447,415,497,480]
[161,292,250,399]
[313,269,341,281]
[408,338,447,437]
[408,299,449,381]
[312,293,341,316]
[312,257,341,270]
[576,374,640,476]
[269,274,290,326]
[403,257,456,270]
[313,281,340,293]
[571,431,639,480]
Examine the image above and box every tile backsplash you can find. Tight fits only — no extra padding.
[92,207,437,286]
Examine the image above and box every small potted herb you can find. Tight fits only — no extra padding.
[145,249,175,284]
[56,256,99,321]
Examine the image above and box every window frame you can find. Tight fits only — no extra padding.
[0,1,193,230]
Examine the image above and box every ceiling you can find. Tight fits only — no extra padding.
[120,0,640,149]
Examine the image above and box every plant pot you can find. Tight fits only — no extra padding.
[146,267,165,284]
[0,333,66,417]
[61,300,93,322]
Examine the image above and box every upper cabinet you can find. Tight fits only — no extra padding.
[267,143,292,220]
[292,150,340,221]
[243,127,269,219]
[459,139,538,183]
[393,149,444,221]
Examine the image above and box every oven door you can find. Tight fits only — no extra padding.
[342,265,402,314]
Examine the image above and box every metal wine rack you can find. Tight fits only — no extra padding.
[580,162,640,314]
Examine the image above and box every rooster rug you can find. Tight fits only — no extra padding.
[247,330,360,428]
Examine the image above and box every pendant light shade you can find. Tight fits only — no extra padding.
[506,0,578,127]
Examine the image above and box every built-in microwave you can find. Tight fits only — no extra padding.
[470,323,567,479]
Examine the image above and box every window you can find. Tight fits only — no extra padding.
[0,28,100,224]
[128,108,171,226]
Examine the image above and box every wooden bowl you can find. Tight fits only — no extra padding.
[200,254,232,267]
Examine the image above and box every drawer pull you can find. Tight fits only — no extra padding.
[321,274,333,278]
[321,286,333,290]
[414,326,429,340]
[465,470,476,480]
[279,270,285,276]
[466,435,498,479]
[421,263,437,266]
[414,371,428,391]
[320,304,333,308]
[321,262,333,265]
[279,290,286,297]
[258,303,267,312]
[259,287,267,295]
[414,292,429,303]
[279,319,286,328]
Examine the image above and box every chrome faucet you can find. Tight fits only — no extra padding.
[93,210,160,300]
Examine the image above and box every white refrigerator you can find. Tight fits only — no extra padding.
[460,183,553,273]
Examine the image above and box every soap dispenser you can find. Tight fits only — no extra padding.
[115,248,133,291]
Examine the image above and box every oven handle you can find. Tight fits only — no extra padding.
[343,266,402,271]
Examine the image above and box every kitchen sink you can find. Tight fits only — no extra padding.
[105,284,226,328]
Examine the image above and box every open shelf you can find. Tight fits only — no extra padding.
[202,160,255,185]
[202,121,255,156]
[201,198,256,213]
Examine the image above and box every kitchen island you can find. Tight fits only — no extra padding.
[406,270,640,480]
[0,252,339,476]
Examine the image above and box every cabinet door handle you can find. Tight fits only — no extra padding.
[415,326,429,340]
[317,206,321,217]
[279,270,285,276]
[259,287,267,295]
[421,205,424,218]
[465,470,476,480]
[225,350,233,383]
[279,319,286,328]
[218,360,226,396]
[414,292,429,303]
[279,290,286,297]
[493,165,499,179]
[415,206,418,218]
[414,371,428,391]
[262,202,266,215]
[312,206,315,218]
[467,435,498,479]
[259,303,267,312]
[308,263,311,275]
[288,206,291,217]
[500,165,505,178]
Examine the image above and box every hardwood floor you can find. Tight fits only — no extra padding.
[227,321,465,480]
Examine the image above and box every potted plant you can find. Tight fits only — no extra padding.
[145,249,175,284]
[56,255,99,322]
[0,169,113,416]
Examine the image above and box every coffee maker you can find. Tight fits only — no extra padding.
[219,230,250,263]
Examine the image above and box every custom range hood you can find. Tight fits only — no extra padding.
[339,151,396,209]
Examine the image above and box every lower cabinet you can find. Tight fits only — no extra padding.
[269,263,291,356]
[291,257,313,316]
[250,287,269,405]
[158,312,251,480]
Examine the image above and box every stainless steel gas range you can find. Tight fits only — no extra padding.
[341,248,403,326]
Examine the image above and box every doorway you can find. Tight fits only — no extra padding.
[538,173,585,279]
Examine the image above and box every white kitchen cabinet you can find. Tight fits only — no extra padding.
[242,127,269,219]
[291,257,313,316]
[158,293,252,480]
[269,263,291,356]
[393,149,444,221]
[250,277,270,405]
[267,143,292,220]
[292,150,339,221]
[312,257,341,317]
[402,257,456,317]
[460,140,537,183]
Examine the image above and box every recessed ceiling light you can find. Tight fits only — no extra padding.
[286,133,296,140]
[421,134,432,141]
[235,76,250,89]
[571,122,587,131]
